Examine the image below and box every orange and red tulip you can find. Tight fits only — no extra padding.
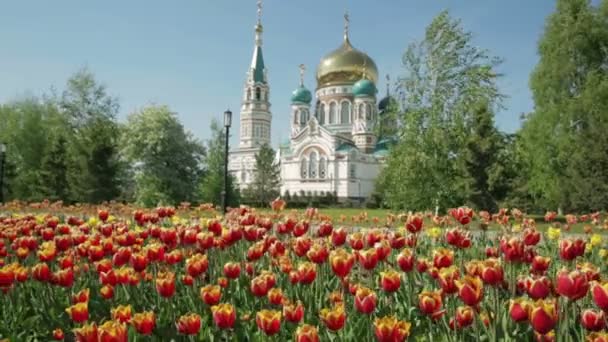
[374,315,412,342]
[295,324,319,342]
[256,309,282,336]
[354,286,377,314]
[529,299,557,335]
[176,313,201,335]
[380,269,401,292]
[329,248,355,278]
[66,302,89,323]
[456,276,484,307]
[200,284,222,306]
[98,320,127,342]
[132,311,155,335]
[211,303,236,329]
[111,305,132,324]
[555,269,589,301]
[592,281,608,311]
[581,309,606,332]
[509,298,531,322]
[320,305,346,331]
[283,300,305,323]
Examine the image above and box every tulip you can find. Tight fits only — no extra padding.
[592,281,608,311]
[200,284,222,306]
[132,311,155,335]
[348,232,365,250]
[375,240,392,262]
[438,266,460,294]
[251,275,270,297]
[432,248,454,269]
[480,258,504,286]
[318,221,333,237]
[419,290,444,318]
[354,286,377,314]
[271,197,286,211]
[531,256,551,274]
[268,288,284,306]
[358,248,379,270]
[380,269,401,292]
[32,263,51,282]
[295,324,319,342]
[587,332,608,342]
[526,276,552,300]
[456,276,484,306]
[374,315,412,342]
[577,262,600,282]
[177,313,201,335]
[98,320,128,342]
[559,238,586,261]
[397,249,415,272]
[256,309,282,336]
[111,305,132,323]
[331,227,347,246]
[223,262,241,279]
[297,262,317,285]
[52,328,64,340]
[509,298,531,322]
[523,228,541,246]
[211,303,236,329]
[445,228,471,249]
[406,215,423,234]
[73,323,98,342]
[330,248,355,278]
[185,253,208,277]
[283,300,305,323]
[100,284,115,299]
[320,305,346,331]
[556,269,589,301]
[389,231,406,249]
[581,309,605,331]
[155,272,176,298]
[307,243,329,264]
[535,331,556,342]
[66,302,89,323]
[451,207,474,225]
[455,306,475,329]
[72,288,90,304]
[500,237,525,262]
[529,299,557,335]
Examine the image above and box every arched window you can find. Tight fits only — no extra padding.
[309,151,318,178]
[294,110,299,124]
[329,102,337,124]
[319,104,326,124]
[300,110,308,124]
[349,164,357,178]
[358,103,365,120]
[256,87,261,101]
[340,102,350,124]
[301,158,308,179]
[319,157,327,179]
[315,100,321,121]
[366,103,373,120]
[247,89,252,100]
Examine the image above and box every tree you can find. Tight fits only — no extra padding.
[379,11,504,211]
[459,102,502,211]
[199,119,240,207]
[122,105,205,207]
[245,144,280,207]
[60,68,123,203]
[521,0,608,211]
[39,133,70,201]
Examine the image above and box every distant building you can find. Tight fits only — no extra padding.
[229,2,396,202]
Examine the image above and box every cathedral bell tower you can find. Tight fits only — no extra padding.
[239,0,272,149]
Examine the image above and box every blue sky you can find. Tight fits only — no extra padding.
[0,1,556,146]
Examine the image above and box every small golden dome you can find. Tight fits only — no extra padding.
[316,37,378,89]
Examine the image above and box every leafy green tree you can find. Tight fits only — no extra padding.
[380,11,504,211]
[60,68,123,203]
[522,0,608,212]
[121,105,205,207]
[459,102,502,211]
[245,144,280,207]
[199,119,240,207]
[39,133,70,201]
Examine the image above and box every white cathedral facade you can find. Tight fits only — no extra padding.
[229,3,395,202]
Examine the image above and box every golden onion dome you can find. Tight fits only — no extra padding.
[316,36,378,89]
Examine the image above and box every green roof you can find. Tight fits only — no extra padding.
[252,46,266,84]
[336,142,358,152]
[352,79,377,97]
[291,86,312,104]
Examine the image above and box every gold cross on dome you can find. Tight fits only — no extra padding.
[257,0,263,25]
[344,10,350,38]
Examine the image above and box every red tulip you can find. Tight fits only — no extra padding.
[500,237,525,262]
[480,258,504,286]
[251,275,270,297]
[329,248,355,278]
[529,299,557,335]
[406,215,423,234]
[320,305,346,331]
[397,249,415,272]
[200,284,222,305]
[438,266,460,294]
[432,248,454,269]
[73,323,98,342]
[556,269,589,301]
[358,248,379,270]
[132,311,155,335]
[223,262,241,279]
[526,276,553,300]
[531,256,551,274]
[317,221,333,237]
[456,276,484,306]
[211,303,236,329]
[97,320,127,342]
[185,253,208,278]
[581,309,605,331]
[592,281,608,311]
[374,315,412,342]
[155,272,176,298]
[509,298,531,322]
[307,243,329,264]
[52,328,64,340]
[523,228,541,246]
[100,284,114,300]
[454,306,475,329]
[354,286,377,314]
[331,227,347,246]
[587,332,608,342]
[177,313,201,335]
[283,300,305,323]
[256,309,282,336]
[66,302,89,323]
[295,324,319,342]
[348,232,365,250]
[559,238,586,261]
[419,290,444,318]
[267,288,284,306]
[380,270,401,292]
[450,207,474,225]
[111,305,132,324]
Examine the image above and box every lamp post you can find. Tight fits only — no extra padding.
[0,143,6,204]
[222,110,232,214]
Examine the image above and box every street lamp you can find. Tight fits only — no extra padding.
[0,143,6,204]
[222,110,232,214]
